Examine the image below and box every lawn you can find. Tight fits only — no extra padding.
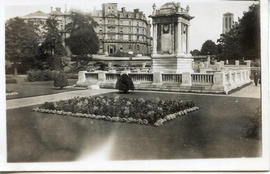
[6,75,80,100]
[6,92,261,162]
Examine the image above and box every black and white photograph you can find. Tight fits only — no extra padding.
[0,0,269,171]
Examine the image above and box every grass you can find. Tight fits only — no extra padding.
[6,75,81,100]
[6,92,261,162]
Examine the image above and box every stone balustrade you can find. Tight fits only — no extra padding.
[191,73,214,84]
[129,73,153,83]
[77,69,251,94]
[162,73,182,83]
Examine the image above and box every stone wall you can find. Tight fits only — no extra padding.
[77,69,251,94]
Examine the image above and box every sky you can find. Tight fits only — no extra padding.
[4,0,258,51]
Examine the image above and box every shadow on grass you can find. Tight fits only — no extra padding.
[6,92,261,162]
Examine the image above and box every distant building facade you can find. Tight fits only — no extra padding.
[222,12,234,34]
[22,3,152,57]
[91,3,152,56]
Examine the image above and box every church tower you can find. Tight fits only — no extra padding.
[222,12,234,34]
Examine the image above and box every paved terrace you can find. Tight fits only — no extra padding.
[6,84,260,110]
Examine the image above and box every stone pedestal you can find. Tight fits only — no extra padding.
[152,54,194,73]
[153,71,162,84]
[77,71,87,85]
[181,72,192,86]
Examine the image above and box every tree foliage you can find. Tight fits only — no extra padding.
[217,4,260,60]
[200,40,218,55]
[40,16,66,70]
[5,17,39,74]
[190,49,201,56]
[42,16,66,56]
[54,71,69,89]
[66,11,99,61]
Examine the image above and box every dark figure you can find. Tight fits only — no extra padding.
[254,72,258,86]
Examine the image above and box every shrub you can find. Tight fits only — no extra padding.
[27,69,59,82]
[54,71,69,89]
[6,78,17,84]
[115,74,134,93]
[66,73,78,79]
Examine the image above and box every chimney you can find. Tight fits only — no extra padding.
[56,7,61,12]
[50,7,53,12]
[134,9,139,13]
[121,7,126,13]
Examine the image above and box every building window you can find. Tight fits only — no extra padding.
[129,20,131,25]
[129,35,131,41]
[137,28,139,33]
[137,35,139,41]
[137,45,140,51]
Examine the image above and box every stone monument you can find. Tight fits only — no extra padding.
[149,2,194,73]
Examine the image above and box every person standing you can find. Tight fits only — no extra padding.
[254,71,258,86]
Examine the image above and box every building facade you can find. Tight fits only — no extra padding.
[22,4,152,57]
[91,3,152,56]
[222,12,234,34]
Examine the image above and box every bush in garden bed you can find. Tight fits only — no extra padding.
[27,69,59,82]
[34,96,199,126]
[6,78,17,84]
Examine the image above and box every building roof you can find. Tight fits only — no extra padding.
[223,12,234,16]
[23,10,49,19]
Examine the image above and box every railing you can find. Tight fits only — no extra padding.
[85,73,98,81]
[191,74,214,84]
[105,73,120,81]
[162,74,182,83]
[128,73,153,82]
[78,69,251,94]
[225,72,230,84]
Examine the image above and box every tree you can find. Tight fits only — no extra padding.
[41,16,66,70]
[5,17,39,74]
[200,40,218,55]
[217,4,260,60]
[54,71,69,89]
[190,49,201,56]
[217,24,241,60]
[66,11,99,66]
[238,4,260,59]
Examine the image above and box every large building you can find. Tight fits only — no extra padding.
[91,3,152,56]
[222,12,234,34]
[22,3,152,57]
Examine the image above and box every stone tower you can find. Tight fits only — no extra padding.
[150,2,194,73]
[222,12,234,34]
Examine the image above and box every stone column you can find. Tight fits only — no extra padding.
[98,71,106,82]
[152,24,157,55]
[186,25,190,55]
[153,72,162,84]
[245,60,251,67]
[181,72,192,86]
[176,20,182,56]
[235,60,239,66]
[77,71,87,85]
[213,72,227,93]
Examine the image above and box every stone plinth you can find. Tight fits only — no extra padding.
[152,54,194,73]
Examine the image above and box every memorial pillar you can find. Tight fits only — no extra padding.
[176,20,182,56]
[152,24,157,55]
[186,25,190,54]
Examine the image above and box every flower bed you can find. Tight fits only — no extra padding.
[33,96,199,126]
[6,89,18,96]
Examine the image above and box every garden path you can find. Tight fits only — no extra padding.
[6,83,260,110]
[6,88,117,110]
